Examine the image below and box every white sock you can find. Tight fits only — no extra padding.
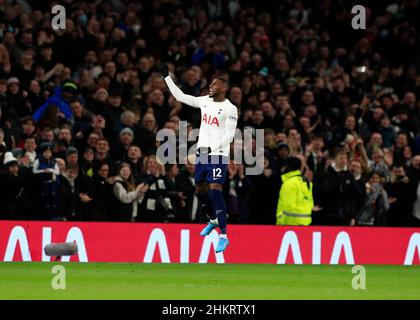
[210,218,218,225]
[220,234,228,239]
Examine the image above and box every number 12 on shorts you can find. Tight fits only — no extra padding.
[213,168,222,179]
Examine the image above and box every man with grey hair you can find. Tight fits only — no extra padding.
[111,127,135,161]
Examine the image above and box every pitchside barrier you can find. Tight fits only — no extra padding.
[0,221,419,265]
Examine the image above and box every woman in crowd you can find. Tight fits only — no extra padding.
[109,162,149,222]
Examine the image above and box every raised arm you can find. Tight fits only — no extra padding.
[164,75,200,108]
[161,64,200,108]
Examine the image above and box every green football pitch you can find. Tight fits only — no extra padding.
[0,263,419,300]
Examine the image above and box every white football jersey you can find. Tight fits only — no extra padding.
[165,76,238,157]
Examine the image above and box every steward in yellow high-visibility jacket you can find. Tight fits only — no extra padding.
[276,167,314,226]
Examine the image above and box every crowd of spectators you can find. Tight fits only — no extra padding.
[0,0,420,227]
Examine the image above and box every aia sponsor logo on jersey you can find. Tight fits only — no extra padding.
[202,113,220,126]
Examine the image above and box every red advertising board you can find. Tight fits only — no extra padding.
[0,221,419,265]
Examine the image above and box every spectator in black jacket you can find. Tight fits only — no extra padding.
[127,145,143,184]
[79,147,95,178]
[165,164,187,220]
[306,135,327,177]
[136,113,158,156]
[101,89,125,142]
[0,152,24,220]
[318,149,365,225]
[59,163,82,221]
[111,127,135,161]
[176,157,198,222]
[6,77,30,121]
[94,138,117,175]
[77,160,113,221]
[224,162,253,224]
[250,156,281,225]
[349,159,367,192]
[86,163,113,221]
[385,165,414,226]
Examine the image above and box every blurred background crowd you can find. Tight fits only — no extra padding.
[0,0,420,227]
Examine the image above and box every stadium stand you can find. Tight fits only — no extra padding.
[0,0,420,227]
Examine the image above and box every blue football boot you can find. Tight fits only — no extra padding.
[199,222,218,236]
[215,237,230,253]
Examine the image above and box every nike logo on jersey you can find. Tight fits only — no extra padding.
[202,114,220,126]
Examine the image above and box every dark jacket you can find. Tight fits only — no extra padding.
[318,165,365,225]
[175,169,197,222]
[0,171,24,219]
[165,175,182,221]
[128,159,143,184]
[79,175,112,221]
[385,178,414,227]
[58,175,81,221]
[249,171,281,225]
[223,174,254,224]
